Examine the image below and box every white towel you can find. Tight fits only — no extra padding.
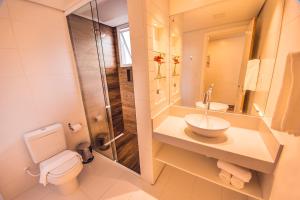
[219,169,231,185]
[231,176,245,189]
[243,59,260,91]
[39,150,82,186]
[217,160,252,182]
[271,52,300,136]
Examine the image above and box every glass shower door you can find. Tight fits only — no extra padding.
[67,0,140,174]
[67,1,117,161]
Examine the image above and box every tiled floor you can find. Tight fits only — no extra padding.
[13,153,248,200]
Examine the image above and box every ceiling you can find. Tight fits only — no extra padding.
[170,0,226,15]
[74,0,128,27]
[28,0,129,27]
[28,0,82,11]
[180,0,266,32]
[28,0,264,30]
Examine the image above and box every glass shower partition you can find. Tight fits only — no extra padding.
[67,1,118,161]
[67,0,140,174]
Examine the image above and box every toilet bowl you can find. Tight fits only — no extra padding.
[24,123,83,195]
[41,150,83,194]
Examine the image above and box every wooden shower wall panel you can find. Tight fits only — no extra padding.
[119,67,138,135]
[98,24,124,136]
[67,15,110,143]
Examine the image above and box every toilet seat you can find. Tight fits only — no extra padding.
[40,150,83,185]
[48,159,82,185]
[49,156,81,176]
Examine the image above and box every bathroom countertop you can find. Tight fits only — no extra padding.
[153,115,275,173]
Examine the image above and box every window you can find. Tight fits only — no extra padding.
[118,26,132,67]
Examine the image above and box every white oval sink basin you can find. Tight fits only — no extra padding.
[184,114,230,137]
[195,101,229,112]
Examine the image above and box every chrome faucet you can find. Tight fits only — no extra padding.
[203,84,214,110]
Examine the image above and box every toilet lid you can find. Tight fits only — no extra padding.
[49,156,80,175]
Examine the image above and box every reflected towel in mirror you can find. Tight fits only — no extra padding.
[243,59,260,91]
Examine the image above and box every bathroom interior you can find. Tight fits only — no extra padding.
[0,0,299,200]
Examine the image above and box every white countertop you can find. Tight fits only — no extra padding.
[153,116,275,173]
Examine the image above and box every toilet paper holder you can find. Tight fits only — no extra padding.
[68,123,83,133]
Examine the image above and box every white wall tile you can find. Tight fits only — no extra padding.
[0,49,23,76]
[0,19,17,48]
[6,0,65,28]
[0,0,9,19]
[19,48,73,76]
[11,21,69,50]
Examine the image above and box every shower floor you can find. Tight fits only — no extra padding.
[116,133,140,174]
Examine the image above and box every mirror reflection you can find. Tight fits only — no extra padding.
[169,0,284,116]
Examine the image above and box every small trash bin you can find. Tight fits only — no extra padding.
[77,142,94,164]
[95,133,110,151]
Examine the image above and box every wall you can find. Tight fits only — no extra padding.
[205,35,245,105]
[0,0,90,199]
[101,24,124,136]
[118,67,137,135]
[147,0,170,117]
[181,22,248,107]
[127,0,153,183]
[169,14,183,104]
[264,0,300,199]
[251,0,284,115]
[127,0,170,183]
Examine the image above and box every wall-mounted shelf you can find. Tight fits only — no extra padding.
[155,144,263,200]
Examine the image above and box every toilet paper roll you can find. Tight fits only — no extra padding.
[69,123,82,133]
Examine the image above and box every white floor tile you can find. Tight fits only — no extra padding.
[98,180,138,200]
[159,167,196,200]
[13,153,248,200]
[191,178,222,200]
[41,188,89,200]
[13,185,49,200]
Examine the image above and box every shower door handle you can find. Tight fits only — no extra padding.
[104,133,124,146]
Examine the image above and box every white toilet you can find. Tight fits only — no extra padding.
[24,123,83,195]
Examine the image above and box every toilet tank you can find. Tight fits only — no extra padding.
[24,123,67,163]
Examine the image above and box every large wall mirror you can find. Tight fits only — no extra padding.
[169,0,284,116]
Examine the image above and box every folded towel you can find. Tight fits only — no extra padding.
[217,160,252,182]
[219,169,231,185]
[231,176,245,189]
[271,52,300,136]
[39,150,82,186]
[243,59,260,91]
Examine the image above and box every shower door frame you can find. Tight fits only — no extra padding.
[88,0,119,162]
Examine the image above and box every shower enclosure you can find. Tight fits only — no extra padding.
[67,0,140,173]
